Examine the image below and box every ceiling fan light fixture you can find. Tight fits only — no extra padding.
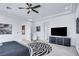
[18,3,41,14]
[64,7,69,10]
[29,19,32,21]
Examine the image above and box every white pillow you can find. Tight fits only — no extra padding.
[0,43,3,46]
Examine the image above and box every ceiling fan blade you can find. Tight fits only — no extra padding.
[26,3,32,6]
[26,7,30,9]
[32,9,39,13]
[27,10,30,14]
[18,7,25,9]
[32,5,41,9]
[29,3,32,6]
[26,3,29,6]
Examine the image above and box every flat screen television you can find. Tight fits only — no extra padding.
[51,27,67,36]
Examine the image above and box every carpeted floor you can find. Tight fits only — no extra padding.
[21,40,78,56]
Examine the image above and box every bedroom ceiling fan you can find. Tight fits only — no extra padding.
[18,3,41,14]
[6,3,41,14]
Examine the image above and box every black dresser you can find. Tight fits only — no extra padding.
[49,36,71,46]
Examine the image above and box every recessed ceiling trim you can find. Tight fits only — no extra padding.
[33,10,72,22]
[0,3,77,22]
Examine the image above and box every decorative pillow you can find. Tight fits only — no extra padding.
[0,43,3,46]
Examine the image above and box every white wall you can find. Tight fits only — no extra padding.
[33,13,76,46]
[75,4,79,54]
[0,14,31,43]
[33,4,79,54]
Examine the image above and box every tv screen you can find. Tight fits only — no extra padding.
[51,27,67,36]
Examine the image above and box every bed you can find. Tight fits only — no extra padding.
[0,41,31,56]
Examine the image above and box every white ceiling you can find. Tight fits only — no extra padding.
[0,3,78,21]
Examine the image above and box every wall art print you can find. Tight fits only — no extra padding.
[22,25,25,35]
[0,23,12,34]
[36,26,40,32]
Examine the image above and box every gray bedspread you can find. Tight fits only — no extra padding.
[0,41,30,56]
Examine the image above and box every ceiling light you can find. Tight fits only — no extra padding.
[29,19,32,21]
[64,7,69,10]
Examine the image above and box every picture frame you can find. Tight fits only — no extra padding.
[22,25,25,35]
[76,18,79,33]
[36,26,40,31]
[0,23,12,34]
